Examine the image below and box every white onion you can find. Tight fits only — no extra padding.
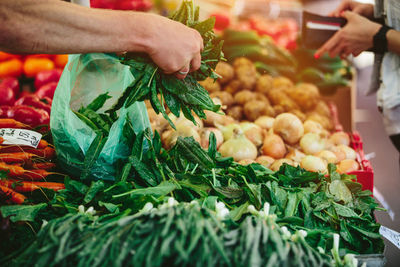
[316,150,338,164]
[270,159,297,172]
[240,122,264,147]
[286,149,306,163]
[200,128,224,149]
[300,155,327,173]
[256,156,275,168]
[255,116,275,130]
[273,113,304,145]
[336,159,359,174]
[337,145,357,160]
[300,133,325,155]
[163,124,200,149]
[262,133,287,159]
[238,159,256,165]
[220,123,241,141]
[218,128,257,161]
[303,120,324,135]
[329,132,350,146]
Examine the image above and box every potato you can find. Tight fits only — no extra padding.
[255,74,274,95]
[236,65,258,90]
[233,57,253,68]
[215,62,234,84]
[210,91,234,107]
[199,77,221,93]
[254,92,270,104]
[234,90,256,105]
[227,105,244,121]
[244,100,274,121]
[272,76,294,90]
[287,83,320,111]
[224,80,242,95]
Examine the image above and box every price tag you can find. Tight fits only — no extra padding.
[0,128,42,148]
[380,226,400,250]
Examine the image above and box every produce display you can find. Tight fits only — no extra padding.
[151,58,360,175]
[0,1,386,266]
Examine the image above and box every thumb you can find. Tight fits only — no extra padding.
[341,10,356,20]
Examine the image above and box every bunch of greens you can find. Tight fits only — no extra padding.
[6,201,347,267]
[107,0,223,128]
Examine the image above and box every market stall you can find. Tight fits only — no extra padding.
[0,0,392,266]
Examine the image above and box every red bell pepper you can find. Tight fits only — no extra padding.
[34,69,62,90]
[210,13,231,31]
[0,82,15,106]
[35,82,57,99]
[0,106,12,118]
[6,105,50,127]
[15,95,52,115]
[0,77,19,97]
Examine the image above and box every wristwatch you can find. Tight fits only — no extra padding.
[373,25,393,54]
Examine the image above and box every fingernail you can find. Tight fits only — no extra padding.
[314,53,320,59]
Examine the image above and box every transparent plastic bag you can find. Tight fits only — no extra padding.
[50,53,150,180]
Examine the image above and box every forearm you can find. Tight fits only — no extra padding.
[0,0,152,54]
[387,29,400,55]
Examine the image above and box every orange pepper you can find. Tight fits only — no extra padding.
[53,54,68,68]
[23,57,54,77]
[0,51,20,62]
[0,59,23,78]
[24,54,51,59]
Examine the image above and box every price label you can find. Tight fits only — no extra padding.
[380,226,400,250]
[0,128,42,148]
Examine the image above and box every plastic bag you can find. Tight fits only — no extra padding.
[51,53,150,181]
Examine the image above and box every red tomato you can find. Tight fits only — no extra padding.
[210,13,230,31]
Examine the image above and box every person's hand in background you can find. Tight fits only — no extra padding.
[141,14,204,79]
[329,0,374,19]
[315,11,380,58]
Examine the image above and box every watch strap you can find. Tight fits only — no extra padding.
[373,25,393,54]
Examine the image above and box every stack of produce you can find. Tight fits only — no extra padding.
[221,29,352,94]
[151,58,358,174]
[0,119,64,205]
[0,69,62,128]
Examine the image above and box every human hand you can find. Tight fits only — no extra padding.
[142,14,203,79]
[329,0,374,18]
[315,11,380,59]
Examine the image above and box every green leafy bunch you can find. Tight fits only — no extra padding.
[108,0,223,128]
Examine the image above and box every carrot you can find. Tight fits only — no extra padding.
[0,179,65,192]
[0,137,4,144]
[0,162,25,177]
[0,152,38,164]
[0,140,51,153]
[24,146,55,159]
[31,162,56,171]
[0,162,60,181]
[0,118,30,129]
[0,185,26,204]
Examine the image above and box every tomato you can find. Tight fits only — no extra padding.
[0,59,23,78]
[53,54,68,68]
[23,58,55,78]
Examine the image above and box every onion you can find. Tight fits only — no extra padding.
[255,116,275,130]
[303,120,324,135]
[203,110,235,127]
[163,124,200,149]
[286,149,306,163]
[238,159,256,165]
[270,159,297,172]
[200,128,224,149]
[316,150,338,164]
[240,122,263,147]
[329,132,350,146]
[273,113,304,145]
[337,145,357,160]
[300,133,325,155]
[256,156,275,168]
[174,115,203,131]
[219,123,241,141]
[330,146,347,162]
[336,159,359,174]
[300,155,327,173]
[218,128,257,161]
[262,133,286,159]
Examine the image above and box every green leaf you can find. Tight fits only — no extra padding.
[80,133,107,181]
[329,180,353,204]
[86,93,112,112]
[0,203,47,222]
[230,202,250,221]
[83,181,105,204]
[113,181,176,198]
[98,201,119,213]
[193,17,215,36]
[332,202,361,219]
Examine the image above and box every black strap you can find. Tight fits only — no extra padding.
[373,25,393,54]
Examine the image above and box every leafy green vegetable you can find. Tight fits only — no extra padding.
[0,203,47,222]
